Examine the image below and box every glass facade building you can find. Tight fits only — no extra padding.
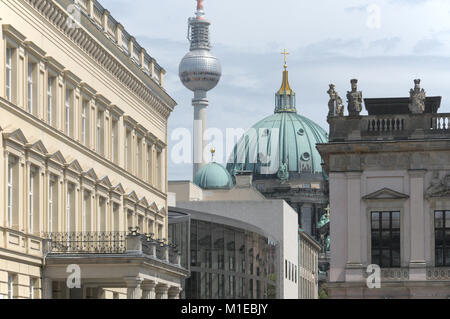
[187,219,277,299]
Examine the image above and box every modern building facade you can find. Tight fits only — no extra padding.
[318,79,450,298]
[169,175,301,299]
[169,206,279,299]
[0,0,187,299]
[299,230,320,299]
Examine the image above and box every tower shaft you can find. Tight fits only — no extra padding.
[193,91,208,178]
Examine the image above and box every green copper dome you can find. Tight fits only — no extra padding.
[194,162,234,189]
[226,63,328,179]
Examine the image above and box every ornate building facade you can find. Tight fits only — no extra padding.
[0,0,187,299]
[318,79,450,298]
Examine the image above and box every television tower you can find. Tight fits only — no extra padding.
[179,0,222,180]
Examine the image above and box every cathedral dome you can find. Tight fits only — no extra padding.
[226,55,328,179]
[194,162,234,190]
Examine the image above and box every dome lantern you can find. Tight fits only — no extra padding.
[275,49,296,114]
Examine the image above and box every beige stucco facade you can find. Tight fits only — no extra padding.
[0,0,187,299]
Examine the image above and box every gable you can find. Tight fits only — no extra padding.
[363,188,409,200]
[67,160,83,173]
[3,129,28,145]
[29,140,48,155]
[49,151,66,165]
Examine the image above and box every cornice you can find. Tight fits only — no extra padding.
[24,0,176,119]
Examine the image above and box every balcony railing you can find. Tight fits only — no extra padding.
[45,230,183,267]
[46,232,127,254]
[426,267,450,281]
[329,113,450,142]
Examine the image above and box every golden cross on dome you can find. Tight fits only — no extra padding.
[281,49,289,69]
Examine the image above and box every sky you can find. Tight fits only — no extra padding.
[103,0,450,181]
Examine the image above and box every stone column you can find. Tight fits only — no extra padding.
[345,172,363,282]
[141,281,156,299]
[155,283,169,299]
[124,277,143,299]
[168,287,181,300]
[408,169,427,280]
[42,278,52,299]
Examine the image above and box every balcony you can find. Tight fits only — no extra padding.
[44,229,183,266]
[43,229,189,299]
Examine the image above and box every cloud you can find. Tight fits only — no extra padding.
[101,0,450,180]
[413,38,444,54]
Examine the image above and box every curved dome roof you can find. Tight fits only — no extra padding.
[194,162,234,190]
[226,63,328,179]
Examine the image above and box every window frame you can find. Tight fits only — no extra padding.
[434,210,450,267]
[5,47,12,101]
[370,211,401,268]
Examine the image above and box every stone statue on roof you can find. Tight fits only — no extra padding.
[347,79,363,116]
[409,79,426,114]
[327,84,344,117]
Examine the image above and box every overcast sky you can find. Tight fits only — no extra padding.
[103,0,450,180]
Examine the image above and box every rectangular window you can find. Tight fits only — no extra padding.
[29,278,35,299]
[98,197,106,232]
[127,210,133,230]
[371,211,400,268]
[49,179,54,232]
[97,111,103,155]
[47,77,53,125]
[6,47,12,101]
[27,62,34,114]
[146,145,152,184]
[81,101,87,145]
[7,161,13,228]
[136,137,142,178]
[8,274,15,299]
[66,185,76,233]
[113,204,120,232]
[156,149,162,190]
[65,88,72,136]
[66,187,71,233]
[125,129,131,171]
[435,211,450,267]
[111,119,118,163]
[29,169,34,234]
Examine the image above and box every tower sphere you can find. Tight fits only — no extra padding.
[179,50,222,92]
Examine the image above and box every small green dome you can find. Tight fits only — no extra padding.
[194,162,234,189]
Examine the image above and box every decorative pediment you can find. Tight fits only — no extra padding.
[138,197,149,208]
[158,207,167,216]
[98,176,112,188]
[149,201,159,212]
[112,183,125,195]
[48,151,66,165]
[28,140,48,155]
[125,191,139,203]
[3,129,28,145]
[363,188,409,200]
[83,168,98,182]
[66,160,83,173]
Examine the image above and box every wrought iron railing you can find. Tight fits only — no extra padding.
[47,232,127,254]
[45,230,182,266]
